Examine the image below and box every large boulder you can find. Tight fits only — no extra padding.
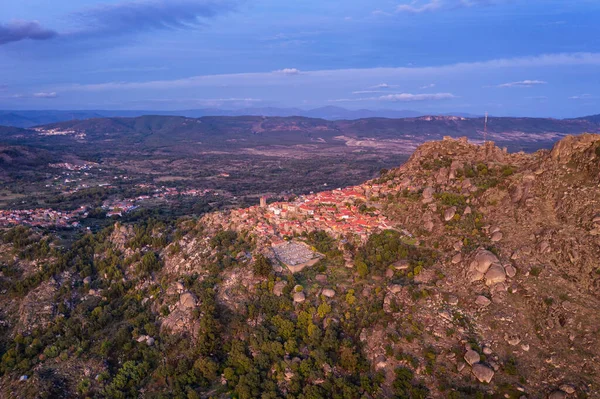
[471,250,500,273]
[548,390,567,399]
[472,363,494,383]
[293,292,306,303]
[444,207,457,222]
[485,264,507,286]
[451,253,462,264]
[179,292,198,309]
[490,231,503,242]
[322,289,336,298]
[464,350,480,366]
[475,295,491,307]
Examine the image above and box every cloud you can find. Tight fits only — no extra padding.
[0,20,57,46]
[497,80,547,88]
[352,90,385,94]
[396,0,443,13]
[569,94,595,100]
[1,0,237,48]
[33,92,58,98]
[332,92,456,102]
[379,93,455,101]
[395,0,507,14]
[6,91,58,99]
[420,83,436,89]
[371,83,395,89]
[274,68,301,76]
[68,0,238,38]
[58,52,600,93]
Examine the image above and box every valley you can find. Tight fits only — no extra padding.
[0,126,599,398]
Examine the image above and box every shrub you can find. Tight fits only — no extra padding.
[253,254,272,277]
[530,266,542,277]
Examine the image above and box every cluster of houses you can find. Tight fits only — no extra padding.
[226,183,393,243]
[0,207,88,228]
[49,162,98,171]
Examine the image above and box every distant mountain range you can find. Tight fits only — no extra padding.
[2,114,599,156]
[0,107,483,128]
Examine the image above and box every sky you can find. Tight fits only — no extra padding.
[0,0,599,117]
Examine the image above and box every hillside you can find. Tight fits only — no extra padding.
[0,108,433,128]
[574,114,600,124]
[1,134,599,398]
[1,114,598,155]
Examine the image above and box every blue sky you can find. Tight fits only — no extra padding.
[0,0,599,117]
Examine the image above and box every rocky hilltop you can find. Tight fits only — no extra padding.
[1,134,599,398]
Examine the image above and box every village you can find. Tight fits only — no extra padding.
[0,183,215,227]
[0,206,88,228]
[224,181,399,245]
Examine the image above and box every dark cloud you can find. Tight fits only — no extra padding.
[69,0,238,38]
[0,20,57,46]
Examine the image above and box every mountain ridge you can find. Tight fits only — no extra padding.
[1,107,597,128]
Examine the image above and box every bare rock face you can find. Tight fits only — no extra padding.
[550,133,599,164]
[17,278,57,334]
[472,363,495,383]
[179,292,198,309]
[464,350,480,366]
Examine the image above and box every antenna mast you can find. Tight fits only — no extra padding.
[484,111,488,144]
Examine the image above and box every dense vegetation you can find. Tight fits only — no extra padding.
[0,223,437,398]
